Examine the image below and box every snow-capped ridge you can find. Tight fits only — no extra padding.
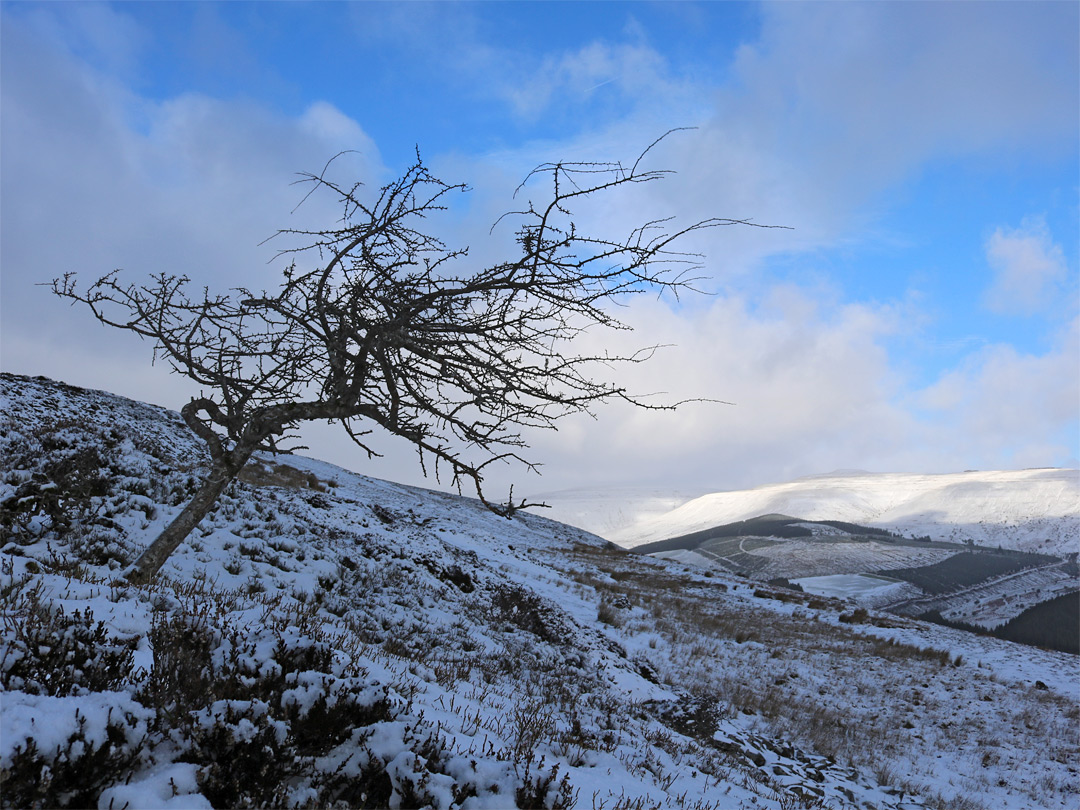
[607,469,1079,556]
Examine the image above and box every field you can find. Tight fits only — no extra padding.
[656,533,961,581]
[642,518,1078,651]
[996,591,1080,654]
[792,573,908,601]
[879,550,1060,595]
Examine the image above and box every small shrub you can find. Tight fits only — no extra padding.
[0,431,112,543]
[0,702,148,809]
[183,700,295,809]
[0,589,138,697]
[511,700,558,764]
[222,556,245,575]
[491,583,565,643]
[515,757,578,810]
[419,557,476,593]
[656,694,723,742]
[370,503,398,525]
[597,601,622,627]
[140,608,219,726]
[237,461,326,492]
[839,607,870,624]
[141,606,404,805]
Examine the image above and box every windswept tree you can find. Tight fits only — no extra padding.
[53,133,765,584]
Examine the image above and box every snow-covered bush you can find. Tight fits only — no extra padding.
[514,756,577,809]
[0,579,138,697]
[490,581,568,643]
[138,599,508,808]
[1,694,150,810]
[0,422,113,543]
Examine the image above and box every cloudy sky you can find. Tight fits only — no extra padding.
[2,1,1077,501]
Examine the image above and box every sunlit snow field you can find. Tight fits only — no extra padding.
[791,573,907,600]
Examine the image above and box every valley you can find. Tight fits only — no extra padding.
[628,514,1078,654]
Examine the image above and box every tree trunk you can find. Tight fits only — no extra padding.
[124,459,241,585]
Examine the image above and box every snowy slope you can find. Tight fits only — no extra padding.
[602,470,1080,554]
[1,374,1077,810]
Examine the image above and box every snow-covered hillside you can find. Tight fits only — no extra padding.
[1,374,1077,810]
[599,470,1079,555]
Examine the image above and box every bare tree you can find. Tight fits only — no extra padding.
[53,133,766,584]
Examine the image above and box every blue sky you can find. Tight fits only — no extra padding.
[2,1,1077,496]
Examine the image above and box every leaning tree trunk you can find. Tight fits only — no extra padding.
[124,457,245,585]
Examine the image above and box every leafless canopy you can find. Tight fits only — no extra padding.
[53,132,767,582]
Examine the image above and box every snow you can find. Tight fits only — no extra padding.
[98,763,214,810]
[0,691,152,768]
[1,372,1077,810]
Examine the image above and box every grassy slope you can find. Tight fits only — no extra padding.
[1,373,1077,810]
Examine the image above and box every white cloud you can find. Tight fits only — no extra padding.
[301,101,372,144]
[498,290,919,494]
[501,40,687,123]
[453,3,1078,298]
[0,9,384,416]
[1,3,1075,501]
[667,1,1080,272]
[497,291,1079,496]
[731,2,1078,165]
[983,218,1069,315]
[915,316,1079,470]
[11,1,149,81]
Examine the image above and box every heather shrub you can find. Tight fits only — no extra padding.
[0,584,138,697]
[515,756,578,810]
[0,697,150,810]
[491,582,566,643]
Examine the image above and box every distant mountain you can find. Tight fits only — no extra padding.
[548,470,1079,557]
